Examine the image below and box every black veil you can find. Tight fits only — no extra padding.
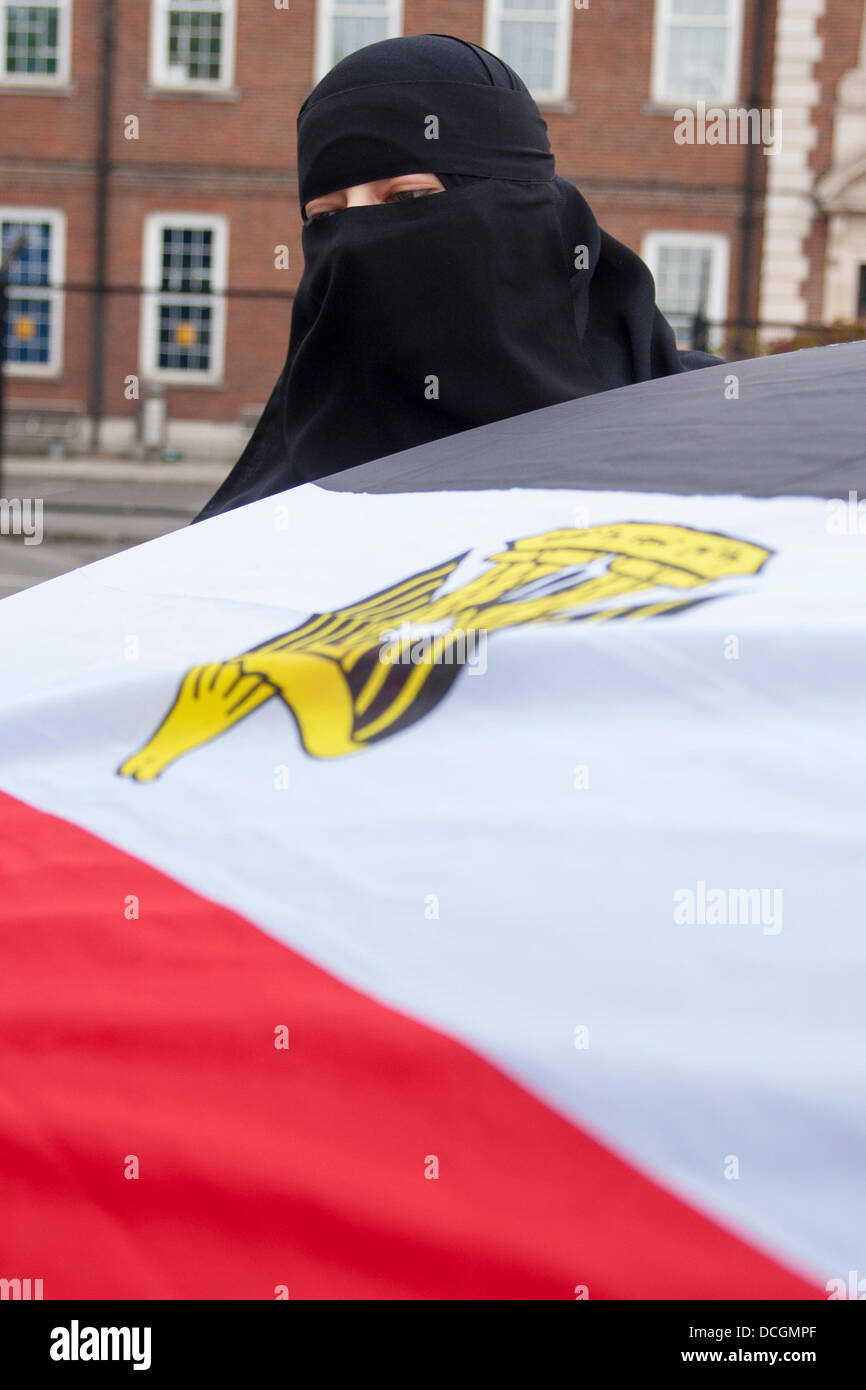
[194,35,719,522]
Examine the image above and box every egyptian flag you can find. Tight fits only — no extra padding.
[0,344,864,1300]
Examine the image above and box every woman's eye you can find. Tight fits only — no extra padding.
[304,187,439,222]
[387,188,436,204]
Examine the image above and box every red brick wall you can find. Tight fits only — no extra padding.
[554,0,777,336]
[1,0,101,407]
[0,0,799,428]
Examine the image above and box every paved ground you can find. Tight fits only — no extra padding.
[0,456,228,599]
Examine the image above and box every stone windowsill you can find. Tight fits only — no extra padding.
[642,99,742,116]
[141,376,228,390]
[144,84,241,102]
[0,80,76,96]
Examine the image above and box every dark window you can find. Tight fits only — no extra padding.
[1,218,56,366]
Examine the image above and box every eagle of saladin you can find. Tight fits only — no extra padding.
[118,523,770,780]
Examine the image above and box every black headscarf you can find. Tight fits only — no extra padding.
[194,35,719,522]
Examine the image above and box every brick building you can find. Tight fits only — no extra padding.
[1,0,864,458]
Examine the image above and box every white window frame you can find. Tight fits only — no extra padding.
[651,0,744,106]
[484,0,573,105]
[1,206,66,377]
[0,0,72,86]
[140,212,229,385]
[641,229,730,351]
[314,0,403,84]
[149,0,237,92]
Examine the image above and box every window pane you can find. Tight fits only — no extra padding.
[3,294,52,364]
[1,220,55,365]
[502,0,557,11]
[671,0,727,16]
[499,20,557,94]
[153,223,218,372]
[2,219,52,286]
[157,302,213,371]
[666,25,726,97]
[655,244,713,318]
[168,7,223,81]
[6,4,60,76]
[332,16,389,66]
[159,226,214,295]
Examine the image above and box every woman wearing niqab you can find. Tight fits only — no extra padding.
[194,34,720,522]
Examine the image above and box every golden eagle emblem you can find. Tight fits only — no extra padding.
[118,523,770,780]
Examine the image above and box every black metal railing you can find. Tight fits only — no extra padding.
[1,276,863,476]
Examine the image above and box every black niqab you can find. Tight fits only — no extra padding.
[195,35,718,522]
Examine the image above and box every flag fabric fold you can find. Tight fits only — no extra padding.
[1,345,864,1298]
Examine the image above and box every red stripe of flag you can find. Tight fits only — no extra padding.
[0,789,820,1299]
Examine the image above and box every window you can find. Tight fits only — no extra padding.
[1,209,65,375]
[858,266,866,321]
[484,0,573,104]
[651,0,744,105]
[641,231,730,350]
[140,214,229,383]
[150,0,236,91]
[314,1,402,83]
[0,1,71,83]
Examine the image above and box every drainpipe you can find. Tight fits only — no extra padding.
[736,0,769,356]
[90,0,115,451]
